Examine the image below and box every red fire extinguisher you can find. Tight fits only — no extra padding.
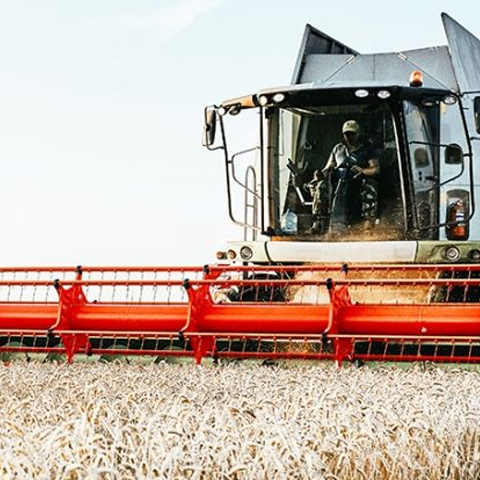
[446,200,469,240]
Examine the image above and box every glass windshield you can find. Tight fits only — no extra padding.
[270,101,403,240]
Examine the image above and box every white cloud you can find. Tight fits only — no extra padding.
[92,0,223,43]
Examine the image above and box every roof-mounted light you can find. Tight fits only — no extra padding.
[272,93,286,104]
[354,89,369,98]
[218,106,228,116]
[377,90,391,99]
[442,95,457,105]
[228,104,241,116]
[409,70,423,87]
[258,95,269,106]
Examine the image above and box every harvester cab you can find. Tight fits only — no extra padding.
[205,13,480,266]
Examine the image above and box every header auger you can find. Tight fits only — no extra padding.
[1,264,480,367]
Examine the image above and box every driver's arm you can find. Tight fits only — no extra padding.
[352,158,380,177]
[364,158,380,176]
[321,150,337,173]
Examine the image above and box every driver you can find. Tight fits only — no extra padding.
[321,120,380,230]
[323,120,380,177]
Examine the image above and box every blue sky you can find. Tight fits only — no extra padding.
[0,0,479,265]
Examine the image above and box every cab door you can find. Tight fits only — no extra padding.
[403,100,439,239]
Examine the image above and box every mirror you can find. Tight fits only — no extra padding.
[202,107,217,147]
[475,97,480,134]
[444,143,463,165]
[413,147,429,168]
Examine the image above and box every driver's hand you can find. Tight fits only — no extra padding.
[293,175,303,188]
[351,165,363,178]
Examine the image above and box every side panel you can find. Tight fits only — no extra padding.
[442,14,480,241]
[438,99,472,240]
[443,13,480,93]
[466,96,480,242]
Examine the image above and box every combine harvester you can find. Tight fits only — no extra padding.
[2,13,480,366]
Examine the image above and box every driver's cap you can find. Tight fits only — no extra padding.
[342,120,360,134]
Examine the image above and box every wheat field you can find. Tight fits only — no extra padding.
[0,361,479,479]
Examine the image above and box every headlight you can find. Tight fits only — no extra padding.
[258,95,269,106]
[442,95,457,105]
[443,246,461,262]
[354,89,369,98]
[228,104,241,116]
[377,90,391,99]
[240,246,253,261]
[469,249,480,261]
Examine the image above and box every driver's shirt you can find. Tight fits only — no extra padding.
[325,142,378,170]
